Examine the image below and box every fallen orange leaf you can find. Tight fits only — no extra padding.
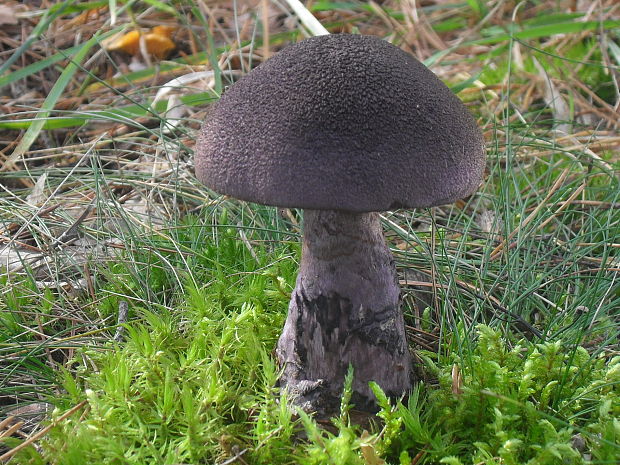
[152,25,175,38]
[106,26,176,59]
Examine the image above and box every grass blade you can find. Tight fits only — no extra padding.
[284,0,329,36]
[0,91,215,130]
[0,1,75,76]
[3,33,103,171]
[473,19,620,46]
[0,29,119,90]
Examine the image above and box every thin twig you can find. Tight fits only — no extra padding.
[113,300,129,342]
[0,400,88,462]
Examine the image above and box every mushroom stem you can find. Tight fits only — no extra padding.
[276,209,412,416]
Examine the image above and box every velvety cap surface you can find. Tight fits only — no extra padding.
[195,34,485,211]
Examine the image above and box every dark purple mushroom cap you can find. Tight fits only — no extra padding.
[195,34,485,212]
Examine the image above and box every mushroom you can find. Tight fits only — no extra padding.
[195,34,485,416]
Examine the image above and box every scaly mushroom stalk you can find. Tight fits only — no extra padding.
[276,210,410,415]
